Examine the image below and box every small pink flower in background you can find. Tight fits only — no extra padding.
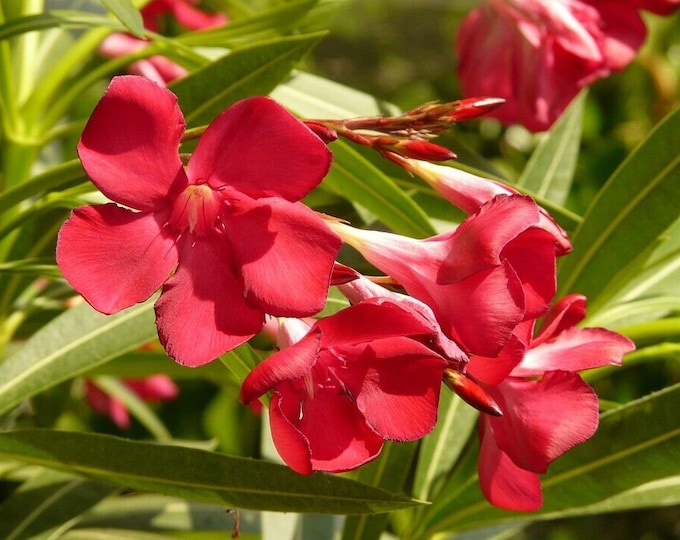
[456,0,648,131]
[99,0,227,85]
[57,76,341,367]
[467,294,635,510]
[141,0,228,32]
[328,194,565,357]
[85,375,179,429]
[240,301,451,474]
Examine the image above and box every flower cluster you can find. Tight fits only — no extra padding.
[456,0,680,131]
[57,72,633,511]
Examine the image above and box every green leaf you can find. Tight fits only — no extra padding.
[0,301,157,416]
[558,106,680,315]
[517,90,586,206]
[0,469,117,540]
[170,33,326,126]
[0,11,124,41]
[412,392,479,502]
[342,441,419,540]
[415,382,680,536]
[323,141,437,238]
[177,0,318,47]
[0,429,423,515]
[100,0,145,37]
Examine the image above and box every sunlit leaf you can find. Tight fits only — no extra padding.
[100,0,144,37]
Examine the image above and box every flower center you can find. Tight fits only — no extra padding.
[168,182,224,236]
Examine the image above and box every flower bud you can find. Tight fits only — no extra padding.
[443,368,502,416]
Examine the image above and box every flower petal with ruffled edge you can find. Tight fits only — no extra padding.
[281,384,385,473]
[155,236,264,366]
[478,416,543,511]
[77,76,186,212]
[226,197,341,317]
[488,371,599,473]
[188,96,332,202]
[56,204,178,314]
[344,338,447,440]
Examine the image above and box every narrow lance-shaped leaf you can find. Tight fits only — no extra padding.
[0,301,157,415]
[557,105,680,315]
[0,429,423,515]
[170,33,327,127]
[517,89,586,206]
[100,0,145,37]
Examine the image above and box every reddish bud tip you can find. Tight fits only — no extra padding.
[331,262,361,285]
[443,369,502,416]
[393,139,456,161]
[304,121,339,143]
[449,97,506,121]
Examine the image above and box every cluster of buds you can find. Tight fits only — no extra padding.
[304,97,505,162]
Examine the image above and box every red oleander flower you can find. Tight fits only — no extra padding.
[85,375,179,429]
[467,294,635,510]
[240,301,451,474]
[456,0,647,131]
[329,194,564,357]
[57,76,341,366]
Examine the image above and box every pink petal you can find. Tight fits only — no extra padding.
[155,235,264,366]
[534,293,587,343]
[78,76,186,212]
[315,301,436,348]
[515,327,635,377]
[489,371,600,473]
[478,417,543,511]
[296,386,384,472]
[188,96,332,202]
[269,390,315,475]
[125,375,179,401]
[466,333,527,386]
[226,198,341,317]
[439,195,541,283]
[593,0,646,71]
[167,0,228,29]
[344,337,446,440]
[240,329,322,404]
[501,228,558,319]
[56,204,178,314]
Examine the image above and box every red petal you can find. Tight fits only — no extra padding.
[226,198,341,317]
[515,327,634,377]
[297,386,384,472]
[155,236,264,366]
[188,96,332,202]
[78,76,186,212]
[56,204,178,314]
[269,390,314,475]
[478,417,543,511]
[535,294,587,343]
[438,195,540,283]
[345,337,446,440]
[240,330,322,404]
[489,372,600,473]
[315,301,436,348]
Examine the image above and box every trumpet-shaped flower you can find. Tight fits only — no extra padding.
[468,294,635,510]
[328,194,563,357]
[57,76,341,366]
[240,301,450,474]
[456,0,647,131]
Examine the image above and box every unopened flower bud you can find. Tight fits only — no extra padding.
[304,121,338,143]
[387,139,456,161]
[448,97,505,121]
[443,368,502,416]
